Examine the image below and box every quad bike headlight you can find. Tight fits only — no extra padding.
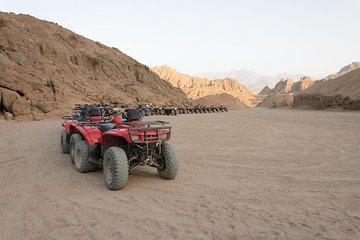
[130,135,140,141]
[159,134,168,140]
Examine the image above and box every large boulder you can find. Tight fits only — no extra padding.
[37,100,55,113]
[0,88,20,112]
[11,97,31,116]
[4,112,14,120]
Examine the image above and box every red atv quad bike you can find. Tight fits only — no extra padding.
[60,109,179,190]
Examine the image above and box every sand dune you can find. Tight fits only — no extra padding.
[256,93,294,108]
[196,93,248,110]
[1,109,360,239]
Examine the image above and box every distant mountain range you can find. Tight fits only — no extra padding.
[196,69,307,94]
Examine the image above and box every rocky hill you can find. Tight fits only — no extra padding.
[0,12,190,120]
[257,76,315,108]
[294,68,360,110]
[259,76,315,96]
[151,65,254,106]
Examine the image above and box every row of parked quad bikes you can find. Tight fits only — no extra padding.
[66,104,228,120]
[142,104,228,116]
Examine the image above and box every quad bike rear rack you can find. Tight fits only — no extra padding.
[120,121,171,144]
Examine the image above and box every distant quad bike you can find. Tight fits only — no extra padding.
[162,106,178,115]
[137,103,154,117]
[61,109,179,190]
[152,106,163,115]
[177,107,189,114]
[193,105,206,113]
[219,105,228,112]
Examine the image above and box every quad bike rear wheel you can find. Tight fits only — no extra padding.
[73,140,98,173]
[61,130,70,154]
[103,147,129,190]
[69,134,82,163]
[157,142,179,179]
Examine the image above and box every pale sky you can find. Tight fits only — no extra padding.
[1,0,360,77]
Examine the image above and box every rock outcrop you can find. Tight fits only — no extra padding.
[294,68,360,110]
[272,79,294,94]
[290,76,315,93]
[258,86,271,95]
[258,76,315,97]
[151,65,254,106]
[0,12,190,120]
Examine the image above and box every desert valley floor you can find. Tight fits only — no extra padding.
[0,108,360,240]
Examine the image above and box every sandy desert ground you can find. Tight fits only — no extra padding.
[0,108,360,240]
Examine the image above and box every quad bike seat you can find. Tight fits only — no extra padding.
[89,107,102,116]
[125,109,142,120]
[99,123,116,131]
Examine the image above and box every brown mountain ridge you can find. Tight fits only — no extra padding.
[151,65,255,106]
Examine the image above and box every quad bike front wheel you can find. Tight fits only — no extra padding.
[157,142,179,179]
[73,140,98,173]
[103,147,129,190]
[61,130,70,154]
